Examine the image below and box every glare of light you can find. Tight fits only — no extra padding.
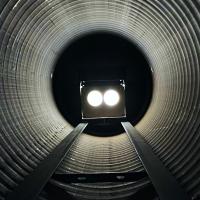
[87,90,103,107]
[104,89,120,106]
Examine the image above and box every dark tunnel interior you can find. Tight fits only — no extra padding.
[0,0,200,200]
[52,32,153,135]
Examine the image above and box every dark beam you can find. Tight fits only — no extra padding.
[52,171,147,183]
[6,123,87,200]
[121,122,190,200]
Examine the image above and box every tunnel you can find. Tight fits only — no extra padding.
[0,0,200,200]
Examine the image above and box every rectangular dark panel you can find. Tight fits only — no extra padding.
[52,171,147,183]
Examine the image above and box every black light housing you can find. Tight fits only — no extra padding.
[80,80,126,120]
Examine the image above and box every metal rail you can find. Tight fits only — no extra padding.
[122,122,190,200]
[6,123,87,200]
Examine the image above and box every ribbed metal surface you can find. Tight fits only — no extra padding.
[0,0,199,199]
[58,133,143,173]
[51,133,149,200]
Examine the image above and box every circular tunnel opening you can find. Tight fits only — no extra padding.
[52,32,153,136]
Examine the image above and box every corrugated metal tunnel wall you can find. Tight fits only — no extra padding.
[0,0,199,199]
